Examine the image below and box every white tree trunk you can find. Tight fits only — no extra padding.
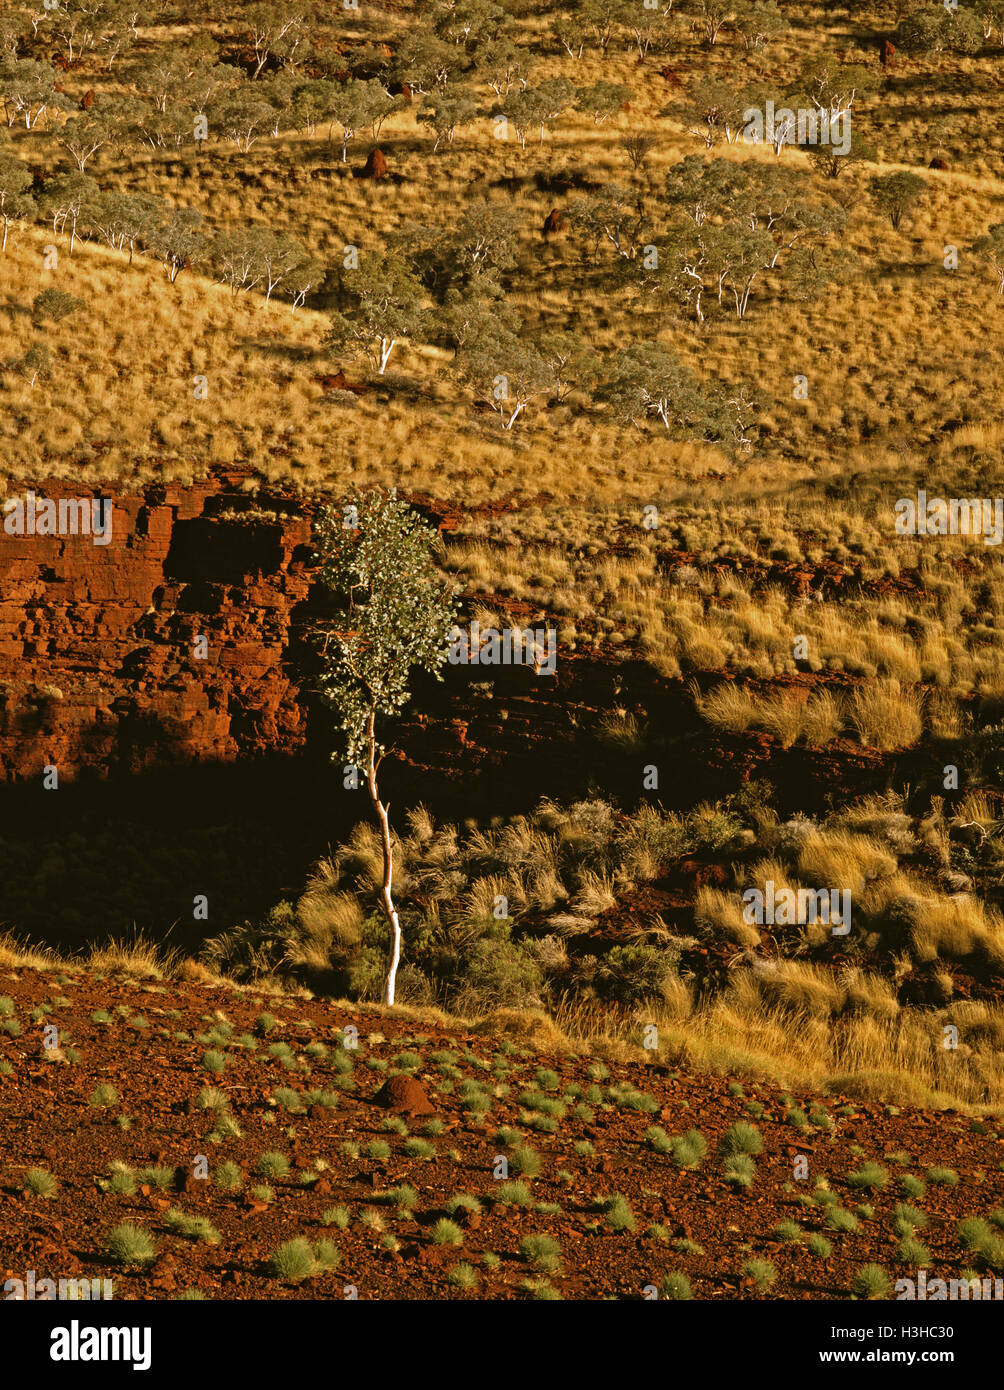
[375,796,402,1005]
[366,714,402,1006]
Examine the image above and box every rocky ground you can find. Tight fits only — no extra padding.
[2,965,1002,1301]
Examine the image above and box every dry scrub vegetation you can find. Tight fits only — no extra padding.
[51,792,995,1112]
[6,786,1004,1110]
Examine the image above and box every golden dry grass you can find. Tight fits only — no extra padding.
[0,0,1001,506]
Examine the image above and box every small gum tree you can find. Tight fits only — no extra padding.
[325,251,425,375]
[314,491,458,1005]
[868,171,927,230]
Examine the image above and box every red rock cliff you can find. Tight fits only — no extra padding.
[0,473,315,782]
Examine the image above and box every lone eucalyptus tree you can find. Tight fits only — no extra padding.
[314,491,458,1005]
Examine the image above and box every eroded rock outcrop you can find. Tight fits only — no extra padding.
[0,472,315,782]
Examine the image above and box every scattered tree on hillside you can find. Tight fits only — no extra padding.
[501,78,575,146]
[620,0,672,58]
[85,188,162,262]
[430,0,509,47]
[287,253,324,311]
[684,74,761,146]
[211,223,312,304]
[14,343,51,388]
[619,131,657,174]
[254,228,311,306]
[95,2,141,71]
[258,72,297,137]
[695,0,734,46]
[417,88,478,148]
[579,0,624,53]
[869,171,926,229]
[393,30,466,92]
[134,105,195,150]
[598,340,758,451]
[43,173,99,254]
[653,158,847,320]
[187,59,237,118]
[289,77,339,136]
[897,6,983,54]
[130,53,188,113]
[797,56,878,121]
[709,223,779,319]
[730,0,788,49]
[538,329,599,403]
[663,154,738,227]
[245,3,306,79]
[966,0,1004,44]
[435,283,521,353]
[406,199,521,298]
[0,13,27,59]
[551,11,587,60]
[0,58,64,129]
[567,183,645,261]
[808,131,877,180]
[973,223,1004,294]
[211,90,274,151]
[48,0,103,65]
[96,94,151,155]
[474,36,536,96]
[131,47,231,114]
[213,226,267,297]
[0,150,35,251]
[325,252,425,374]
[455,324,551,429]
[574,81,632,125]
[328,80,399,161]
[57,108,118,171]
[148,205,207,281]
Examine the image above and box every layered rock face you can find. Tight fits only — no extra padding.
[0,475,905,814]
[0,473,315,783]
